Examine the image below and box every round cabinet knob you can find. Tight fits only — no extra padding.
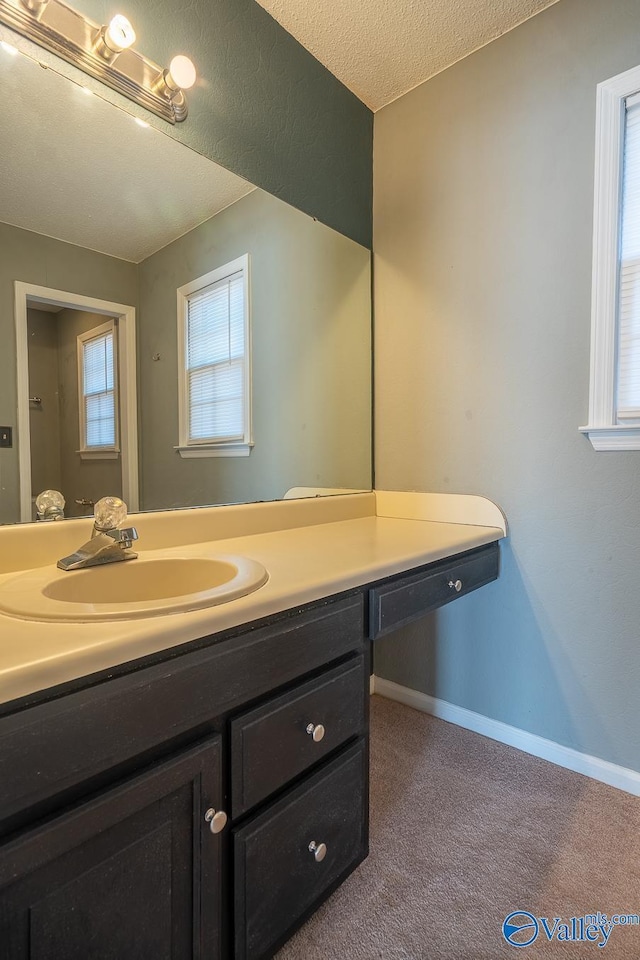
[308,841,327,862]
[448,579,463,593]
[306,722,325,743]
[204,808,228,834]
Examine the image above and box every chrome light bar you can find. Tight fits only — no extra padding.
[0,0,196,123]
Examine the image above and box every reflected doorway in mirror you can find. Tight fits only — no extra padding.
[14,282,138,522]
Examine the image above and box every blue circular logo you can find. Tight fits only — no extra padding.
[503,911,539,947]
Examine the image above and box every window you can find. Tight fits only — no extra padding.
[77,319,119,458]
[582,64,640,450]
[176,255,252,458]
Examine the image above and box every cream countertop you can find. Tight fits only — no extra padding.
[0,491,506,705]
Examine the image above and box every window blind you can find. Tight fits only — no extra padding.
[186,272,245,443]
[617,91,640,419]
[82,329,116,447]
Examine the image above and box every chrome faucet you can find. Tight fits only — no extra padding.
[57,497,138,571]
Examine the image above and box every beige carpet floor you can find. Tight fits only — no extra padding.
[276,695,640,960]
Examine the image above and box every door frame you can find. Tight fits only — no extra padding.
[14,282,139,522]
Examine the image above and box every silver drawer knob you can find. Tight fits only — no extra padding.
[309,840,327,862]
[448,579,463,593]
[204,807,228,834]
[306,722,325,742]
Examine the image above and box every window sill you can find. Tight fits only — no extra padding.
[579,425,640,451]
[77,449,120,461]
[175,442,253,459]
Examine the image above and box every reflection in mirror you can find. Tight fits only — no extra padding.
[25,297,131,521]
[0,41,372,524]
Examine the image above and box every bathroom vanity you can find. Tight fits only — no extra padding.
[0,492,505,959]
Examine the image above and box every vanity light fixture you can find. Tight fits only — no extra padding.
[19,0,48,17]
[0,0,196,122]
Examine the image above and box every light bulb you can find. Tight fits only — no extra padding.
[168,55,196,90]
[104,14,136,53]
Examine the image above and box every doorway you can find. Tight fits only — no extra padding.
[15,283,138,523]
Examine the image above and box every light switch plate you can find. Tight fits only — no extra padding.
[0,427,13,448]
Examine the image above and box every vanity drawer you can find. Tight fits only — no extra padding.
[230,655,365,818]
[233,739,367,960]
[370,542,499,638]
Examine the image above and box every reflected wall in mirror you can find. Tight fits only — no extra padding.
[0,41,372,524]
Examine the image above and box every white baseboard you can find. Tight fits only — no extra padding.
[371,676,640,798]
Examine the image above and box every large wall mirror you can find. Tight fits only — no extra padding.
[0,42,372,525]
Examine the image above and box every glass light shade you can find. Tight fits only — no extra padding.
[104,14,136,53]
[168,55,196,90]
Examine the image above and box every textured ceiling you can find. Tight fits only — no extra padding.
[255,0,559,110]
[0,46,253,262]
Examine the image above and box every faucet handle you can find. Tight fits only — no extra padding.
[94,496,128,533]
[36,489,66,521]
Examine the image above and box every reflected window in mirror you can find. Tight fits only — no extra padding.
[177,255,252,459]
[77,319,120,460]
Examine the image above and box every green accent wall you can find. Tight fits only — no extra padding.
[74,0,373,248]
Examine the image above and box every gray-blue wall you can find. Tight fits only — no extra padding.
[374,0,640,773]
[75,0,373,248]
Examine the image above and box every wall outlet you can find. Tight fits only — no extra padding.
[0,427,13,448]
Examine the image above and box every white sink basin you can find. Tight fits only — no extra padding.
[0,554,268,622]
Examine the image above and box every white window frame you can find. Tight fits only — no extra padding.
[581,64,640,450]
[77,318,120,460]
[175,254,252,458]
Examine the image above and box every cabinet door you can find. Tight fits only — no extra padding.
[0,737,224,960]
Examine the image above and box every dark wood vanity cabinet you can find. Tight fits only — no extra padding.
[0,593,370,960]
[0,542,498,960]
